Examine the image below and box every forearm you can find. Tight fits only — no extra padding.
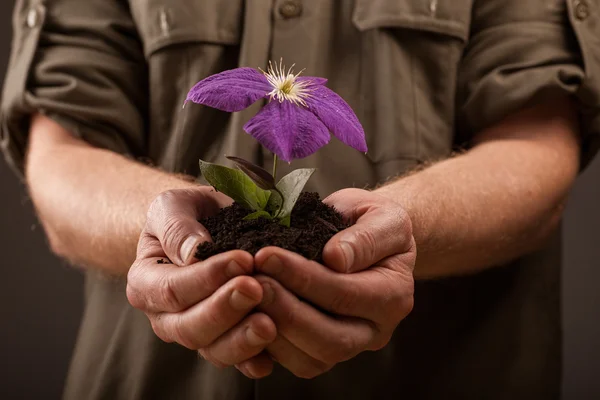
[375,99,580,279]
[26,114,199,275]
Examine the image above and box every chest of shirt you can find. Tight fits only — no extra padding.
[128,0,472,192]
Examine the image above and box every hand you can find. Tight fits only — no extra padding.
[126,188,277,378]
[236,188,415,378]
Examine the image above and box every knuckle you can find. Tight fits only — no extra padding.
[147,191,175,223]
[281,302,301,328]
[148,190,198,257]
[329,284,358,314]
[198,349,227,369]
[342,188,368,200]
[126,263,154,311]
[352,229,377,264]
[136,234,156,256]
[392,208,413,245]
[321,333,358,364]
[189,256,237,296]
[238,336,255,355]
[203,305,224,331]
[125,283,143,310]
[291,268,313,296]
[125,268,144,310]
[149,314,173,344]
[172,315,200,350]
[161,215,187,252]
[386,295,413,327]
[402,293,415,318]
[377,270,414,323]
[369,332,393,352]
[336,333,359,361]
[151,190,178,212]
[202,261,225,289]
[392,205,411,227]
[158,274,184,312]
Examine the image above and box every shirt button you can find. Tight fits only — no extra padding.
[26,7,39,28]
[279,1,303,19]
[574,0,590,20]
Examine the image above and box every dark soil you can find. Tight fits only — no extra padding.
[195,192,348,262]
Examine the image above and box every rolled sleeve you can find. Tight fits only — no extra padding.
[457,0,600,168]
[0,0,147,178]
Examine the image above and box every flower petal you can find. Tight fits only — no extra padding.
[244,101,330,162]
[305,85,368,153]
[186,67,272,112]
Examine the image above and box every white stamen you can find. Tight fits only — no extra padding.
[260,59,312,107]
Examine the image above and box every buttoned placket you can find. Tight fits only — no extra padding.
[263,0,308,176]
[226,0,276,167]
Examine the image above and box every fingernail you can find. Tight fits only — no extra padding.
[237,363,257,379]
[180,235,201,264]
[261,283,275,306]
[230,290,258,311]
[225,260,244,279]
[340,241,355,271]
[260,255,282,274]
[246,327,271,347]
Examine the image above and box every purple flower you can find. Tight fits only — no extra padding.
[186,61,367,162]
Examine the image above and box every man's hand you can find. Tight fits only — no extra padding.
[126,188,277,378]
[236,188,415,378]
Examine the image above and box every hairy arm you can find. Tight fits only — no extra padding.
[25,113,200,275]
[375,98,581,279]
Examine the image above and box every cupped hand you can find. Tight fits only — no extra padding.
[126,188,277,378]
[236,188,415,378]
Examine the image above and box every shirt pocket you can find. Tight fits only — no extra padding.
[130,0,243,57]
[352,0,471,165]
[128,0,244,170]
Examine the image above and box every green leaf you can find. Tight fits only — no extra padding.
[226,156,276,190]
[243,210,273,221]
[278,215,291,227]
[265,188,283,216]
[199,160,271,211]
[275,168,316,220]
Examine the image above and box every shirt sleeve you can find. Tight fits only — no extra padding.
[457,0,600,168]
[0,0,147,178]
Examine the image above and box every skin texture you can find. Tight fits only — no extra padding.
[26,115,198,274]
[24,96,580,379]
[375,97,580,279]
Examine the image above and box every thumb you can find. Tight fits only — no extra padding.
[146,188,228,266]
[322,189,413,273]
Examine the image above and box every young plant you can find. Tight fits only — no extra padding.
[186,60,367,226]
[198,156,313,226]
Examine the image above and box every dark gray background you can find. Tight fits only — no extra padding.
[0,1,598,399]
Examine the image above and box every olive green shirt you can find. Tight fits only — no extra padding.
[2,0,600,399]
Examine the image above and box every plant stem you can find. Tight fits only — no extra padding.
[272,154,278,180]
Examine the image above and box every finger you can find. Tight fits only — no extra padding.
[145,189,231,266]
[266,335,331,379]
[255,276,376,365]
[200,313,276,367]
[255,247,413,323]
[127,250,254,313]
[149,275,263,349]
[235,352,275,379]
[322,189,412,273]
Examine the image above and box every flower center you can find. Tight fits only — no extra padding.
[279,75,296,95]
[262,60,311,107]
